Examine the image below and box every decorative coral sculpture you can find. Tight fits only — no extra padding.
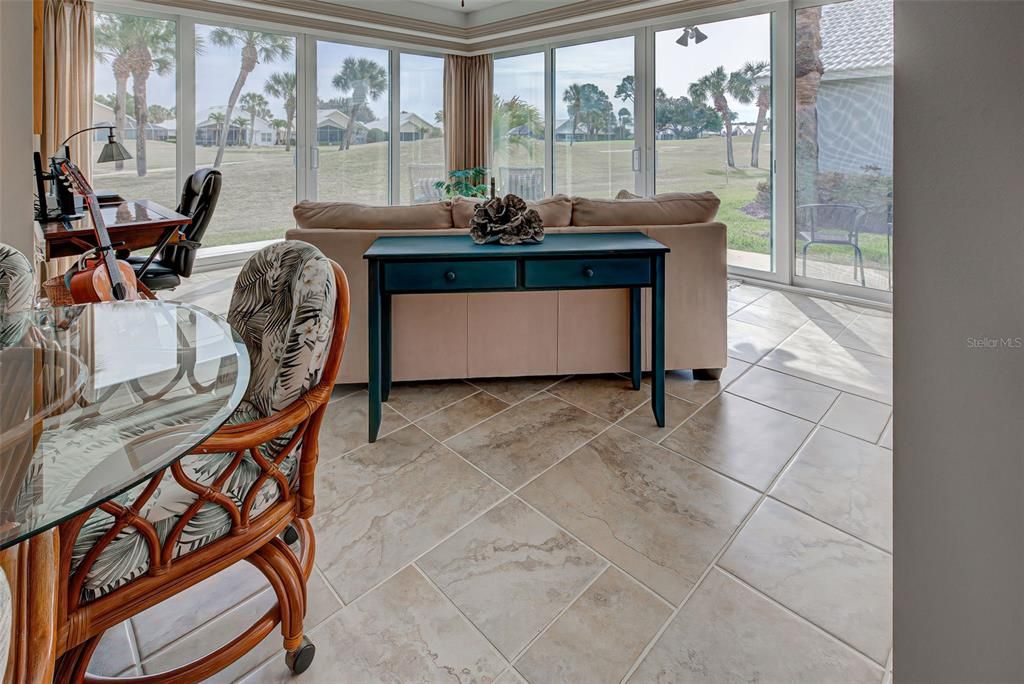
[468,193,545,245]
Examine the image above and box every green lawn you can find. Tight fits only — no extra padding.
[93,137,890,270]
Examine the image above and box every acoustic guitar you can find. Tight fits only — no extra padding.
[57,159,141,303]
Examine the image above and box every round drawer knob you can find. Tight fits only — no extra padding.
[444,270,457,282]
[582,266,595,278]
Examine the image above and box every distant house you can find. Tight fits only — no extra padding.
[92,100,171,142]
[366,112,439,142]
[553,119,587,142]
[316,108,366,146]
[195,106,275,147]
[506,124,541,139]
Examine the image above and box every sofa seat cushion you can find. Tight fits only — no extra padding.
[293,200,453,230]
[571,191,720,226]
[451,194,572,229]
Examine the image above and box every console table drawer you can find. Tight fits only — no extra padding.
[524,257,651,289]
[384,260,517,292]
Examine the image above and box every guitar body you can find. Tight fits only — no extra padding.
[68,258,140,303]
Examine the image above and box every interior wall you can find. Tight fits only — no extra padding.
[0,0,36,257]
[894,1,1024,681]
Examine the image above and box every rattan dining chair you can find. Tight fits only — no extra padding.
[52,241,351,682]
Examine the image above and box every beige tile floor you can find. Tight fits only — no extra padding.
[90,269,895,682]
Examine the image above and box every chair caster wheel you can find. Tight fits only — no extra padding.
[285,637,315,674]
[281,524,299,545]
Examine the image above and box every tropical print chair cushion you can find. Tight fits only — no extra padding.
[70,242,336,602]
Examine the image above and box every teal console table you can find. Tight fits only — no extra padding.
[363,232,670,442]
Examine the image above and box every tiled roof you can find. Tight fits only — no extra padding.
[820,0,894,75]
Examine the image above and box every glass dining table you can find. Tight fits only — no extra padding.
[0,300,249,682]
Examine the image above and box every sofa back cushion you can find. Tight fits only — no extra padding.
[571,191,720,226]
[451,194,572,229]
[293,200,453,230]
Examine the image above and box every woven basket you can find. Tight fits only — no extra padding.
[42,275,75,307]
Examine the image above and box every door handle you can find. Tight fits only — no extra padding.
[632,148,640,173]
[311,146,319,170]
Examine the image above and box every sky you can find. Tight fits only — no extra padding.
[493,14,771,124]
[95,14,770,128]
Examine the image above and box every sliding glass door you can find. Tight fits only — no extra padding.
[794,0,893,292]
[553,36,638,198]
[654,13,774,273]
[493,52,546,199]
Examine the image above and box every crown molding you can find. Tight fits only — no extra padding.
[136,0,742,53]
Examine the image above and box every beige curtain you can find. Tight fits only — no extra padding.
[39,0,93,278]
[443,54,493,174]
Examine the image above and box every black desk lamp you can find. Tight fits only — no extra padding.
[34,125,132,222]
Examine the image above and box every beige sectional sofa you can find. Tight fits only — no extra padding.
[286,192,727,385]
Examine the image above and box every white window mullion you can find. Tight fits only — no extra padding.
[772,5,795,284]
[177,15,195,183]
[296,34,315,201]
[389,49,401,205]
[544,46,554,196]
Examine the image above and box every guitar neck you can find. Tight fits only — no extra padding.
[58,159,129,300]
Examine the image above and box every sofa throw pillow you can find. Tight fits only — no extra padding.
[571,191,720,226]
[293,200,453,230]
[452,194,572,229]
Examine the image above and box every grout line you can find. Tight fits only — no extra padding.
[505,561,613,667]
[125,617,143,674]
[618,390,836,682]
[714,565,888,670]
[411,562,513,670]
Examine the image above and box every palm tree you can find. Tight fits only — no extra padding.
[94,14,173,175]
[688,66,754,168]
[232,116,250,146]
[618,107,632,138]
[93,14,132,170]
[239,92,270,149]
[742,61,771,167]
[263,72,296,152]
[208,28,293,167]
[562,83,584,146]
[271,118,288,145]
[331,57,387,151]
[795,7,824,204]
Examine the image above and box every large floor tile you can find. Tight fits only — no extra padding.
[418,497,605,659]
[661,394,814,490]
[631,569,881,683]
[384,380,477,420]
[515,567,670,684]
[548,374,651,422]
[727,365,840,421]
[728,283,773,305]
[240,567,505,683]
[142,568,341,681]
[314,425,504,602]
[131,559,266,659]
[446,393,608,489]
[879,417,893,449]
[319,390,408,457]
[772,427,892,550]
[468,376,564,404]
[655,360,751,405]
[88,621,136,677]
[835,314,893,358]
[760,325,893,403]
[720,499,892,664]
[416,391,509,441]
[730,301,813,334]
[728,319,793,363]
[753,290,864,326]
[616,394,699,443]
[520,427,758,604]
[822,392,892,443]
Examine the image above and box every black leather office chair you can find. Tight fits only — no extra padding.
[128,168,222,291]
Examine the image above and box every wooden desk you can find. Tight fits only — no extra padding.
[363,232,670,443]
[38,199,190,259]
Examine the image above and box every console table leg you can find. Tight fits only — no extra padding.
[652,255,665,427]
[629,287,641,390]
[382,293,392,401]
[368,261,383,443]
